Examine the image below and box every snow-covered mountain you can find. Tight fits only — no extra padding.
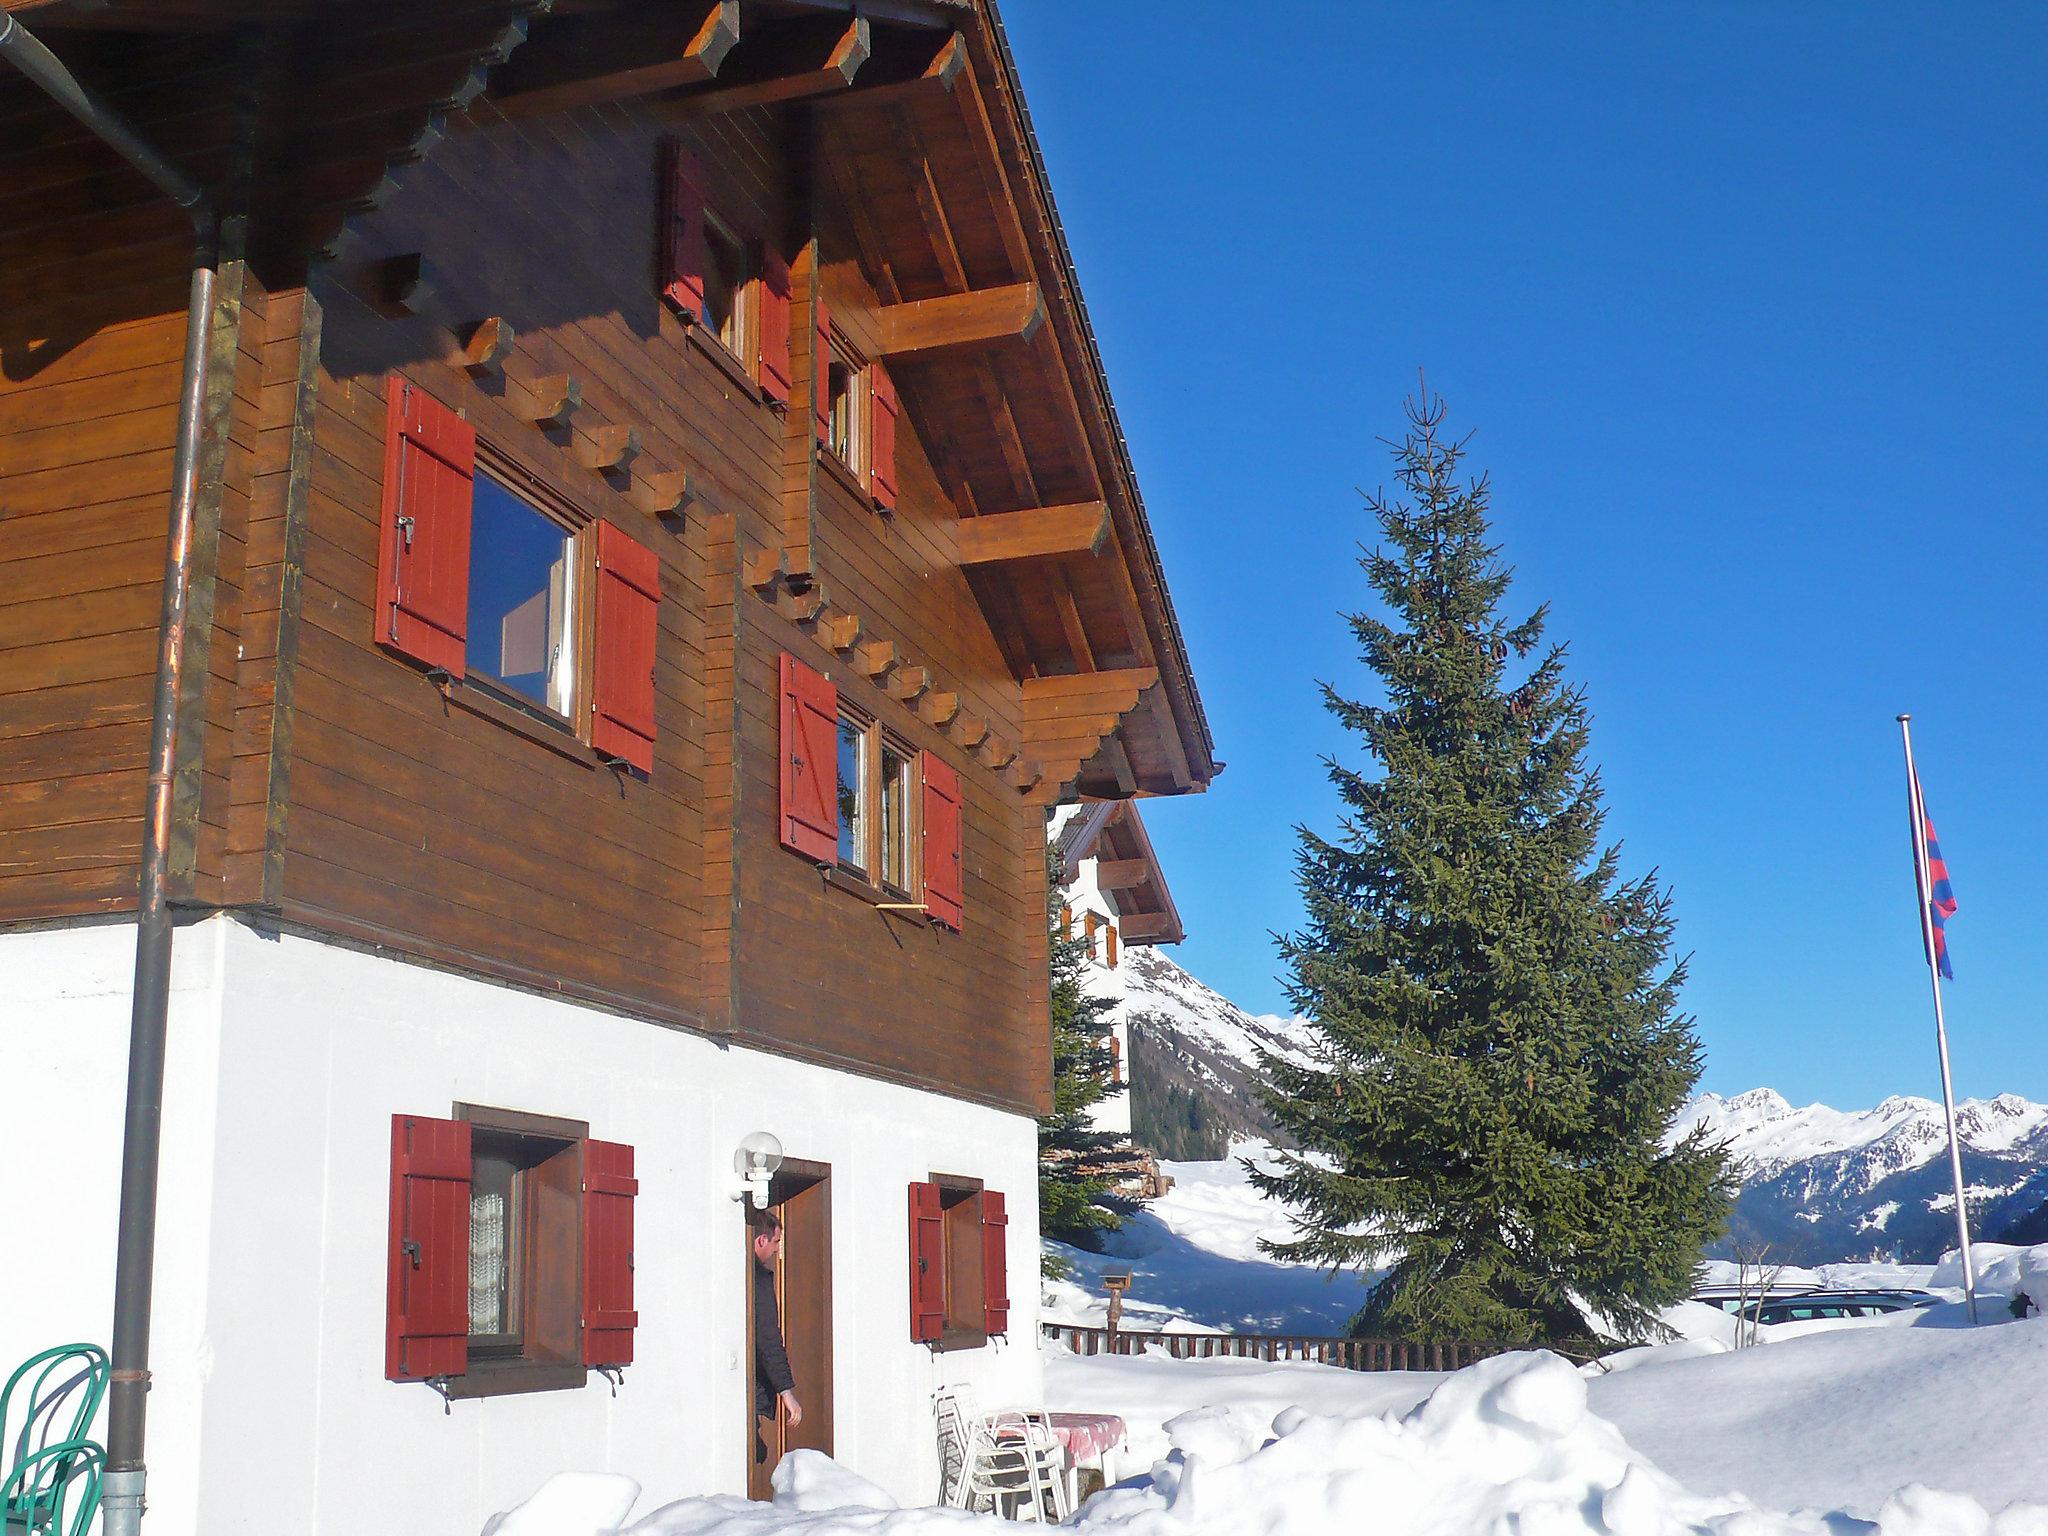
[1086,945,1310,1158]
[1090,945,2048,1264]
[1676,1087,2048,1264]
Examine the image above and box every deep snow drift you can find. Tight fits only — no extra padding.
[485,1332,2048,1534]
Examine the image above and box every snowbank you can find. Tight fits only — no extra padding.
[1587,1309,2048,1517]
[1932,1243,2048,1316]
[483,1343,2048,1535]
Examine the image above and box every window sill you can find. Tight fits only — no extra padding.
[443,1359,589,1399]
[687,322,768,403]
[820,865,929,923]
[819,448,872,507]
[444,678,604,770]
[933,1327,990,1354]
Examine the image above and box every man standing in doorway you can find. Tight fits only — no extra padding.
[751,1205,801,1472]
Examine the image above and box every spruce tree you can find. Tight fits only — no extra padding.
[1038,852,1132,1272]
[1254,389,1733,1346]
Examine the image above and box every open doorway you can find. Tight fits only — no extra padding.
[746,1159,833,1500]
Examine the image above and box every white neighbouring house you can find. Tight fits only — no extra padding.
[1050,802,1188,1139]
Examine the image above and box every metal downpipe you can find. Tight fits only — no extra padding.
[0,15,215,1534]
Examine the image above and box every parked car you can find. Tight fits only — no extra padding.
[1742,1290,1941,1325]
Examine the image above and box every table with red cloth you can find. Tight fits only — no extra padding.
[1043,1411,1127,1503]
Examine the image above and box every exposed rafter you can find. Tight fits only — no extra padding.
[954,501,1108,568]
[489,1,740,117]
[873,282,1043,364]
[667,14,869,117]
[1094,858,1151,891]
[812,28,966,115]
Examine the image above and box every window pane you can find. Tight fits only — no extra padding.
[467,475,575,716]
[469,1157,517,1339]
[837,716,868,872]
[880,744,911,891]
[705,224,746,355]
[828,359,858,465]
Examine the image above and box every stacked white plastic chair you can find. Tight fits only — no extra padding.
[933,1383,1072,1523]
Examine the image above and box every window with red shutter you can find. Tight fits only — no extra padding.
[980,1190,1010,1337]
[919,751,964,930]
[812,287,832,446]
[908,1180,946,1344]
[757,241,793,407]
[590,521,661,774]
[868,363,899,511]
[779,652,839,863]
[386,1113,473,1383]
[659,141,709,321]
[376,377,475,677]
[580,1139,639,1369]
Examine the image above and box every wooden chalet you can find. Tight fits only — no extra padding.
[0,0,1216,1527]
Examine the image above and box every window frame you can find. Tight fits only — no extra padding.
[835,703,873,878]
[447,1103,592,1400]
[823,328,867,476]
[699,207,755,369]
[929,1171,988,1353]
[829,707,922,900]
[462,451,594,737]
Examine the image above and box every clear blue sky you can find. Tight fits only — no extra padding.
[1003,2,2048,1108]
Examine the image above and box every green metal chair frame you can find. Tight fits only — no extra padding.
[1,1440,102,1536]
[1,1345,107,1535]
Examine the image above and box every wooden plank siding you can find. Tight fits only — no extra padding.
[0,305,185,920]
[0,28,1173,1118]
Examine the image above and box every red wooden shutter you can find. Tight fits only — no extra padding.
[590,521,661,774]
[778,652,839,863]
[919,750,963,930]
[659,141,709,321]
[580,1139,639,1369]
[811,287,832,446]
[757,241,793,407]
[908,1181,946,1344]
[375,376,474,678]
[980,1189,1010,1337]
[385,1113,472,1382]
[868,363,899,511]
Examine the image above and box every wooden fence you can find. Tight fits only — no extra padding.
[1040,1323,1522,1373]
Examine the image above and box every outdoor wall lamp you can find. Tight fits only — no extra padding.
[733,1130,784,1209]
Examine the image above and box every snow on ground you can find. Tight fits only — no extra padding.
[486,1322,2048,1533]
[1586,1305,2048,1519]
[1043,1144,1375,1335]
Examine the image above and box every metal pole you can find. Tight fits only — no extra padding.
[1897,714,1979,1324]
[0,16,217,1530]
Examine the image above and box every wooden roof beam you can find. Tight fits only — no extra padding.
[812,29,966,116]
[956,501,1108,568]
[491,1,740,117]
[669,14,870,116]
[1020,667,1159,703]
[874,282,1044,364]
[1094,858,1151,892]
[1120,912,1181,944]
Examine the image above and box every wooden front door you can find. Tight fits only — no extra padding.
[747,1161,833,1499]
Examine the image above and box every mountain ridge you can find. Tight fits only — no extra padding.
[1094,943,2048,1263]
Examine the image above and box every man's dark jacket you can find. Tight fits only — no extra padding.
[753,1260,794,1416]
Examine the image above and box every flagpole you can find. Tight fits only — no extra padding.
[1897,713,1979,1324]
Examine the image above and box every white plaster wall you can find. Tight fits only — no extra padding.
[0,917,1044,1535]
[1057,856,1133,1138]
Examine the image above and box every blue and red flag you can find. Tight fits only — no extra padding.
[1911,780,1959,980]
